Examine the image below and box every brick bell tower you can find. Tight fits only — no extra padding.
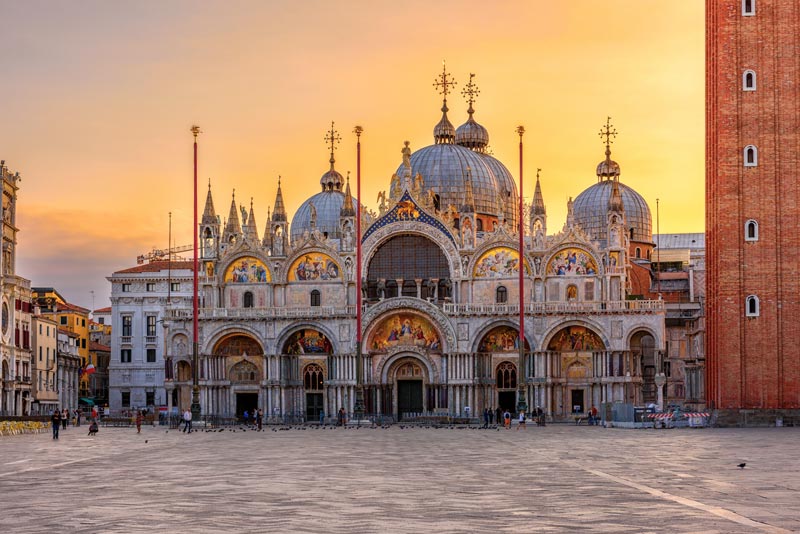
[706,0,800,418]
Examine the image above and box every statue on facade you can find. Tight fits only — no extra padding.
[377,278,386,300]
[308,201,317,228]
[377,190,388,214]
[389,173,402,200]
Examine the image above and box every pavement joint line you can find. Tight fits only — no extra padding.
[0,457,89,479]
[577,464,791,534]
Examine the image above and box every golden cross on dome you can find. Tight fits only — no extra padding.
[324,121,341,159]
[461,73,480,110]
[433,61,457,100]
[599,116,617,152]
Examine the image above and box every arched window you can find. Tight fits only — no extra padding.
[243,291,254,308]
[746,295,760,317]
[635,247,641,258]
[367,234,450,299]
[310,290,321,307]
[476,219,484,232]
[646,250,652,260]
[742,0,755,16]
[303,363,324,390]
[496,361,517,389]
[743,70,756,91]
[230,360,259,383]
[745,219,759,241]
[744,145,758,167]
[496,286,508,303]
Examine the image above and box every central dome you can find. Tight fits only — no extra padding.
[291,190,356,242]
[396,143,511,220]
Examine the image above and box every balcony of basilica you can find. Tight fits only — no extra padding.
[444,299,664,317]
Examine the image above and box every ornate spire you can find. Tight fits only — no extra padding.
[432,61,457,144]
[608,176,625,214]
[320,121,344,191]
[223,189,242,239]
[341,171,356,217]
[262,206,272,248]
[272,176,287,222]
[201,178,217,225]
[243,197,259,243]
[596,116,621,180]
[461,166,475,212]
[532,168,546,216]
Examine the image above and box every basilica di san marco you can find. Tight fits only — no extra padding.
[156,70,665,424]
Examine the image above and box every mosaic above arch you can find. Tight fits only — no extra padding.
[473,247,531,278]
[224,256,271,283]
[547,248,598,276]
[213,334,263,357]
[288,253,341,282]
[478,325,530,352]
[548,326,604,351]
[368,312,441,353]
[283,328,333,355]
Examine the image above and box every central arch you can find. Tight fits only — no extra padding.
[365,233,452,300]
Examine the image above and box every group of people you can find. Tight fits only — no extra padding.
[482,406,546,429]
[51,408,98,439]
[240,409,265,430]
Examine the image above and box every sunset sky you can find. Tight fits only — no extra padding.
[1,1,704,310]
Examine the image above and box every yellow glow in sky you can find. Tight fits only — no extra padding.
[0,1,704,308]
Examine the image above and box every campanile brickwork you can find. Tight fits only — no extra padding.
[706,0,800,410]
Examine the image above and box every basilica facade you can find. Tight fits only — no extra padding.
[149,73,667,422]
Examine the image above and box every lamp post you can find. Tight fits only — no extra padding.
[353,125,365,425]
[190,125,201,420]
[516,125,527,416]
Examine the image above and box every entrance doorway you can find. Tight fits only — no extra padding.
[397,381,423,420]
[498,391,516,414]
[236,393,258,421]
[306,393,323,422]
[571,389,585,414]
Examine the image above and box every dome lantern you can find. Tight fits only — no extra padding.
[432,62,457,145]
[596,116,621,180]
[455,73,489,152]
[320,121,344,191]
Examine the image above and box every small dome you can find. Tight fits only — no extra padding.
[291,190,356,242]
[573,180,652,244]
[455,115,489,150]
[596,157,620,178]
[320,167,344,192]
[434,112,456,143]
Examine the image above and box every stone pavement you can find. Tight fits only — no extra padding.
[1,424,798,533]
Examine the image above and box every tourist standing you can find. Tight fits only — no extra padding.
[182,409,192,433]
[136,410,143,433]
[517,411,526,431]
[319,409,325,426]
[51,409,61,439]
[75,409,82,427]
[488,407,494,425]
[243,410,249,424]
[503,410,511,429]
[483,408,490,428]
[257,409,263,430]
[62,409,69,430]
[337,407,346,426]
[495,407,503,426]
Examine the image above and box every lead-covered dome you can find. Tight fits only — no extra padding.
[572,180,652,244]
[291,190,356,241]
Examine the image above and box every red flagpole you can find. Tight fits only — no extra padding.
[191,125,201,418]
[516,125,527,414]
[354,125,365,420]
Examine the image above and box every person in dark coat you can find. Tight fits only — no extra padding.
[51,409,61,439]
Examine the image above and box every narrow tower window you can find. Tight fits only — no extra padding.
[744,145,758,167]
[744,220,759,241]
[742,0,755,16]
[243,291,254,308]
[745,295,760,317]
[743,70,756,91]
[310,290,321,307]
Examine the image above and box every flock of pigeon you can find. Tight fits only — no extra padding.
[166,423,514,434]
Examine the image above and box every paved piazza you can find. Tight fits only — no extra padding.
[1,425,799,533]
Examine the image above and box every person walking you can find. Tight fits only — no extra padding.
[257,408,263,430]
[483,408,490,428]
[488,407,494,425]
[319,409,325,426]
[517,411,527,431]
[503,410,511,429]
[182,409,192,433]
[62,409,69,430]
[88,419,98,436]
[337,407,346,426]
[75,409,82,427]
[243,409,249,425]
[51,409,61,440]
[495,407,503,426]
[136,410,143,434]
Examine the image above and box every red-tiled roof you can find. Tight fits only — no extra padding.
[89,340,111,352]
[114,260,195,274]
[56,301,91,314]
[93,306,112,313]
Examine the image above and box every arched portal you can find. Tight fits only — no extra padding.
[303,363,325,422]
[547,325,605,416]
[386,356,428,421]
[478,326,530,353]
[366,234,450,301]
[631,331,657,404]
[211,334,263,420]
[495,361,517,413]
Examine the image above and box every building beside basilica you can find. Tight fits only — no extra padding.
[107,70,691,422]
